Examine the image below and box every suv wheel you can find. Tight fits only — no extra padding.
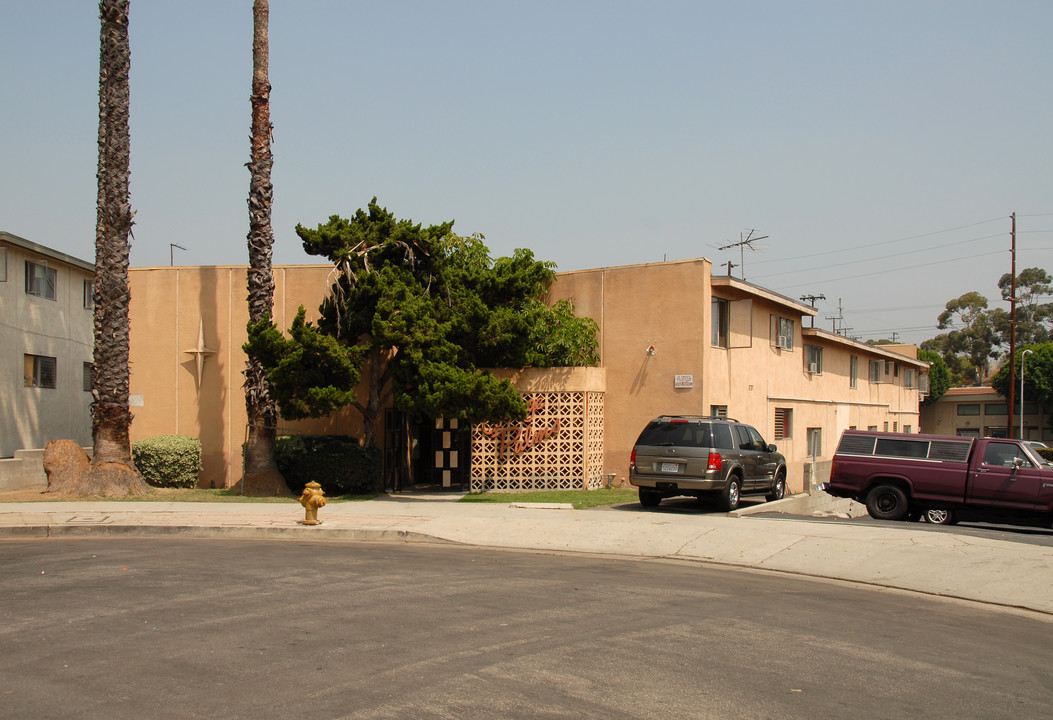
[721,475,741,512]
[766,472,786,502]
[639,488,661,508]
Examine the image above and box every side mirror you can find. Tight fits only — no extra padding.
[768,444,778,453]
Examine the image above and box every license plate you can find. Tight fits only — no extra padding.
[660,462,680,473]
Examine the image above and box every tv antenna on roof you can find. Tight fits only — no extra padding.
[170,243,187,266]
[716,229,768,281]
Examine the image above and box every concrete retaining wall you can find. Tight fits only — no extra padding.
[0,447,92,492]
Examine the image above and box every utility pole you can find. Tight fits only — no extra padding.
[826,298,846,335]
[1008,212,1017,438]
[800,294,825,328]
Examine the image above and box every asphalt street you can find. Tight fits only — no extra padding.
[2,538,1051,720]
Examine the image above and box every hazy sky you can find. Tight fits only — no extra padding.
[2,1,1051,344]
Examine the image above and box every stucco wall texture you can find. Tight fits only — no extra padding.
[128,260,925,491]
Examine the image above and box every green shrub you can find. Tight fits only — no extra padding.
[1036,446,1053,462]
[275,434,381,496]
[132,435,202,488]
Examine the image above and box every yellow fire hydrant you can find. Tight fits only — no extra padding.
[298,481,327,525]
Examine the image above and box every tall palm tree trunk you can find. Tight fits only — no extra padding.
[59,0,147,497]
[238,0,289,496]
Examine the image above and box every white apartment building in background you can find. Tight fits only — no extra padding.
[0,231,94,459]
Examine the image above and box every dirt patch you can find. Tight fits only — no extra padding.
[0,489,59,503]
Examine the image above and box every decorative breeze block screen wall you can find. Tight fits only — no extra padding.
[471,391,604,492]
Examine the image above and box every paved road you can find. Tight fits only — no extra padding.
[3,538,1051,719]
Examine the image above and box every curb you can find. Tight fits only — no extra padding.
[0,524,461,544]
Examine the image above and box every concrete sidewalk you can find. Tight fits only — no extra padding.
[1,493,1051,617]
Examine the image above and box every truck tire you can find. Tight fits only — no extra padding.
[923,508,958,525]
[866,484,909,521]
[721,475,741,512]
[639,488,661,508]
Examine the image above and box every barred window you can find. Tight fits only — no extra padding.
[774,407,792,441]
[24,354,57,389]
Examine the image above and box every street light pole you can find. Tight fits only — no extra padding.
[1021,349,1034,441]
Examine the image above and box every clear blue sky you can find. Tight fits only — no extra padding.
[2,1,1051,344]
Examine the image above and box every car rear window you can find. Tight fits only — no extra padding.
[636,421,714,448]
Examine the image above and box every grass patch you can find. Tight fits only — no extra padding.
[459,488,638,509]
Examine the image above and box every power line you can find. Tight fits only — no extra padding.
[752,232,1003,281]
[749,216,1006,267]
[771,249,1005,291]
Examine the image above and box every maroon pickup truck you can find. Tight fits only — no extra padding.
[818,430,1053,526]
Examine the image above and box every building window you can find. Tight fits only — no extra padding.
[771,315,794,350]
[869,360,883,383]
[985,403,1007,416]
[805,345,823,374]
[904,425,912,434]
[83,362,93,392]
[0,246,7,281]
[903,368,915,389]
[774,408,792,441]
[24,354,57,389]
[893,422,898,432]
[806,427,822,457]
[850,356,858,388]
[883,422,889,432]
[83,279,94,309]
[867,425,878,431]
[25,261,56,300]
[956,404,981,416]
[710,405,728,418]
[711,298,728,348]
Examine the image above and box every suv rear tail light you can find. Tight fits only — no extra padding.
[707,452,722,471]
[630,448,637,471]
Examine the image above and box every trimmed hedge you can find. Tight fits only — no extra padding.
[132,434,202,488]
[275,434,381,496]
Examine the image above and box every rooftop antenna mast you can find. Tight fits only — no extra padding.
[717,229,768,281]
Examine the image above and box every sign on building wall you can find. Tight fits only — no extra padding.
[674,374,694,389]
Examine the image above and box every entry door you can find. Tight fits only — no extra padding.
[431,417,469,489]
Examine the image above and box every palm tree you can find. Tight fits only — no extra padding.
[239,0,289,495]
[78,0,147,496]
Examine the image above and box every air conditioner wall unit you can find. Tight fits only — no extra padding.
[809,363,818,374]
[776,335,789,349]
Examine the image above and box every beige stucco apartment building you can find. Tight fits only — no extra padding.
[0,232,95,483]
[549,260,927,492]
[920,386,1048,442]
[126,258,928,494]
